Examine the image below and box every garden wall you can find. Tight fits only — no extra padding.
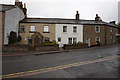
[2,45,29,52]
[64,44,88,50]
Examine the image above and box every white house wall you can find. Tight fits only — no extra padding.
[55,24,83,44]
[4,6,25,44]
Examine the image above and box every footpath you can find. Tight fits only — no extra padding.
[2,44,119,57]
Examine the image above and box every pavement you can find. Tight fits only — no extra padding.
[2,44,119,57]
[2,44,119,79]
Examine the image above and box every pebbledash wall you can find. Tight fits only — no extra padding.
[55,24,83,44]
[4,6,25,44]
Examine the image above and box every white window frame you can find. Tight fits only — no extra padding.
[63,26,67,32]
[20,25,25,32]
[30,25,35,32]
[73,26,77,33]
[95,26,100,33]
[95,37,100,44]
[44,26,49,32]
[110,27,113,32]
[73,38,77,44]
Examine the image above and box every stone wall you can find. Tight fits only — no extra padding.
[35,45,59,51]
[2,45,29,52]
[64,44,88,50]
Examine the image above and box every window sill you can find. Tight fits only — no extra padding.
[43,32,50,33]
[29,31,35,33]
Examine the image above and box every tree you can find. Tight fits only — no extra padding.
[117,22,120,34]
[8,31,18,44]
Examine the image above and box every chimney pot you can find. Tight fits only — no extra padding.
[76,11,79,20]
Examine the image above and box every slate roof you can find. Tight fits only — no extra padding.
[0,4,16,12]
[20,18,117,27]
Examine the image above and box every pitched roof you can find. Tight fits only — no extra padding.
[20,18,117,27]
[0,4,16,12]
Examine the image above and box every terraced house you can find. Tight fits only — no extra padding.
[19,11,118,46]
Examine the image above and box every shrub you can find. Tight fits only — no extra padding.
[41,40,57,45]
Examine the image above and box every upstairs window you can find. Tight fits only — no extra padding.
[30,26,35,32]
[95,26,100,33]
[73,26,77,33]
[110,27,113,32]
[44,26,49,32]
[63,26,67,32]
[20,26,25,32]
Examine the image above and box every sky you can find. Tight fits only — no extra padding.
[0,0,120,23]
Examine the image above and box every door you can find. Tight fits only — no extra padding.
[86,38,90,46]
[34,36,40,45]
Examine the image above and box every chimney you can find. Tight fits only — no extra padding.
[95,14,102,21]
[22,3,27,18]
[75,11,79,20]
[15,0,23,9]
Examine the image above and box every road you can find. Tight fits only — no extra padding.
[2,45,119,79]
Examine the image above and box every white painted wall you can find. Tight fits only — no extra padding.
[4,6,25,44]
[55,24,83,45]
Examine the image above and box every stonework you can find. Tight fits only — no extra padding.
[19,23,56,45]
[83,25,118,45]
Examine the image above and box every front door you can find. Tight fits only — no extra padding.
[34,36,40,45]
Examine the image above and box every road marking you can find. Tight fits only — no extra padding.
[1,55,118,79]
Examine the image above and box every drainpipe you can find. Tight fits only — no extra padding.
[105,25,107,45]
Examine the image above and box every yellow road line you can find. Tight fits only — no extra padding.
[2,55,118,78]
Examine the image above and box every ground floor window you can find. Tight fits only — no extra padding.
[28,37,32,45]
[68,38,77,44]
[58,37,61,42]
[73,38,77,44]
[44,37,50,42]
[111,34,113,40]
[68,38,72,44]
[95,37,100,44]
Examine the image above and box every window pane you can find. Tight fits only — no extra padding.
[30,26,35,31]
[68,38,72,44]
[58,37,61,42]
[44,26,49,32]
[73,27,77,33]
[20,26,25,32]
[96,26,100,32]
[63,26,67,32]
[44,37,50,41]
[73,38,77,44]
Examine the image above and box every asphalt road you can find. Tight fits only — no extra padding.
[2,45,119,78]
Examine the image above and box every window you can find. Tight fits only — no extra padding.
[95,37,100,44]
[95,26,100,33]
[68,38,72,44]
[20,26,25,32]
[63,26,67,32]
[111,34,113,40]
[73,26,77,33]
[44,26,49,32]
[73,38,77,44]
[58,37,61,42]
[44,37,50,42]
[110,27,113,32]
[30,26,35,32]
[28,37,32,45]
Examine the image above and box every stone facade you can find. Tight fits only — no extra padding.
[83,25,118,46]
[19,23,56,45]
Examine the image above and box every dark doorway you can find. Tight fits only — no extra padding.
[34,36,40,45]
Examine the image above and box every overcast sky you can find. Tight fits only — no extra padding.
[0,0,120,23]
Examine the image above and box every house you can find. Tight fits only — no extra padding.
[0,0,27,45]
[19,11,118,46]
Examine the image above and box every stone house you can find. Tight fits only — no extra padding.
[19,11,118,46]
[0,0,26,45]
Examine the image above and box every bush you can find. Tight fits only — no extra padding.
[77,42,88,46]
[41,40,57,45]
